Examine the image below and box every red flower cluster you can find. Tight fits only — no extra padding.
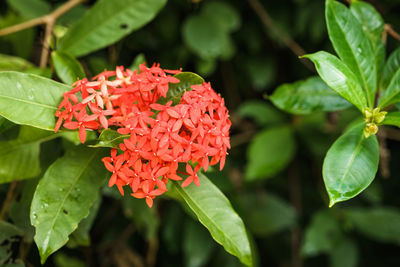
[55,64,231,207]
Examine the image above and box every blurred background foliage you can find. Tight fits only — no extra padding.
[1,0,400,266]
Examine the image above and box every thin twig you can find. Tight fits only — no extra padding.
[0,181,18,220]
[247,0,315,72]
[384,24,400,42]
[0,0,85,67]
[146,237,159,267]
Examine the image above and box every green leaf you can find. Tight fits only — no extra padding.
[158,72,204,105]
[270,76,352,114]
[329,238,358,267]
[51,51,85,85]
[202,2,241,32]
[123,197,159,240]
[183,219,216,267]
[89,129,129,148]
[245,126,295,181]
[129,53,146,71]
[0,126,58,184]
[31,147,107,263]
[350,1,385,79]
[323,123,379,206]
[301,210,342,257]
[236,193,296,237]
[380,111,400,127]
[172,173,253,267]
[245,57,275,91]
[345,207,400,245]
[58,0,167,57]
[0,221,23,244]
[380,47,400,91]
[54,253,86,267]
[7,0,50,19]
[0,71,70,130]
[378,48,400,107]
[303,51,367,112]
[183,13,231,59]
[237,101,285,126]
[326,0,377,107]
[0,54,50,76]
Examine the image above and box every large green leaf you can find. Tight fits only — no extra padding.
[0,126,58,184]
[303,51,367,112]
[0,72,70,130]
[0,54,50,76]
[31,147,107,263]
[301,210,342,257]
[345,207,400,245]
[380,111,400,127]
[246,126,295,181]
[270,76,351,114]
[51,51,85,85]
[326,0,377,107]
[323,123,379,206]
[58,0,166,57]
[350,1,385,79]
[173,173,253,267]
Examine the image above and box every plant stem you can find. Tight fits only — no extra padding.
[0,181,18,220]
[247,0,315,72]
[0,0,85,67]
[384,24,400,42]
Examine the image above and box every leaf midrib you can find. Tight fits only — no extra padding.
[0,94,57,110]
[330,2,373,106]
[41,150,99,252]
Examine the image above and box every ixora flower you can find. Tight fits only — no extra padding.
[55,63,231,207]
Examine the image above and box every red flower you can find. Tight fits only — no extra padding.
[55,63,231,207]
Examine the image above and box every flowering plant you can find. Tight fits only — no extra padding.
[55,64,231,207]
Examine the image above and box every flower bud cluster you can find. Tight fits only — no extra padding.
[55,64,231,207]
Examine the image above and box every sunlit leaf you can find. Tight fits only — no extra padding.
[51,51,85,85]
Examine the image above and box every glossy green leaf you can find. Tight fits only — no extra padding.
[58,0,166,57]
[301,210,342,257]
[303,51,367,112]
[31,147,107,263]
[380,111,400,127]
[345,207,400,245]
[184,219,216,267]
[323,123,379,206]
[0,54,50,76]
[246,126,295,181]
[326,0,377,107]
[173,173,253,267]
[236,193,296,237]
[329,238,359,267]
[237,101,285,126]
[158,72,204,105]
[378,48,400,107]
[0,126,58,184]
[89,129,129,148]
[51,51,85,85]
[0,71,70,130]
[350,1,385,78]
[270,76,352,114]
